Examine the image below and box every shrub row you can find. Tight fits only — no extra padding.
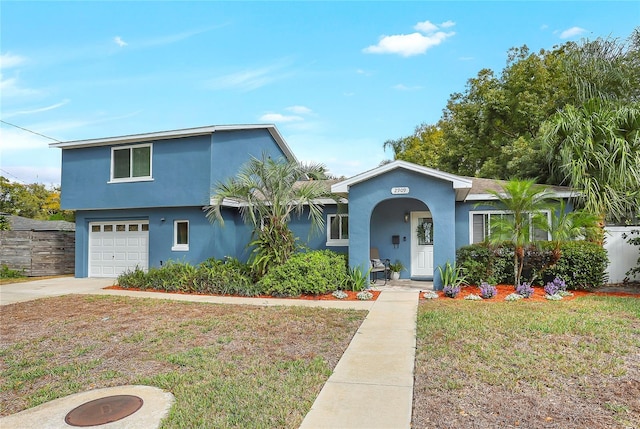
[117,250,350,297]
[456,241,608,290]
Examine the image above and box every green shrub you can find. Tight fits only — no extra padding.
[194,258,258,296]
[541,241,608,290]
[0,265,26,279]
[258,250,348,297]
[117,258,256,296]
[343,265,370,292]
[456,241,608,290]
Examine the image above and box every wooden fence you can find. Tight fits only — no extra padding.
[0,231,75,276]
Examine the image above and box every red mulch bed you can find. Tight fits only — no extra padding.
[426,284,639,301]
[104,285,380,301]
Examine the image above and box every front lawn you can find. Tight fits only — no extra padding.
[413,296,640,428]
[0,295,366,428]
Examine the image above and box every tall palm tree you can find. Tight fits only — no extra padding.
[205,154,335,276]
[542,99,640,224]
[482,179,554,286]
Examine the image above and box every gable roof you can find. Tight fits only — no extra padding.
[331,160,474,201]
[49,124,297,162]
[3,214,75,231]
[331,160,574,202]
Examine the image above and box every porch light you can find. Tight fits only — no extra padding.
[404,212,409,223]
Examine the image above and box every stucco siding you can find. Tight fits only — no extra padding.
[61,135,212,210]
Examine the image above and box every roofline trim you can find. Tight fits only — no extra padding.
[49,124,298,163]
[331,160,473,193]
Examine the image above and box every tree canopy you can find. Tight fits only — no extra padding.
[0,176,74,222]
[384,28,640,221]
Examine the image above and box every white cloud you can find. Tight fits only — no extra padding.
[114,36,128,47]
[364,20,456,57]
[363,31,455,57]
[286,105,312,115]
[540,24,549,30]
[259,113,303,122]
[414,20,439,33]
[0,126,53,151]
[206,61,292,92]
[560,26,587,39]
[393,84,423,91]
[0,74,39,98]
[3,99,70,119]
[0,52,27,69]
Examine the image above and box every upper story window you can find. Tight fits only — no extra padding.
[327,214,348,246]
[110,144,152,182]
[470,210,550,244]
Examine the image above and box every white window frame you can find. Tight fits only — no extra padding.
[109,143,153,183]
[326,214,349,246]
[172,220,189,251]
[469,210,551,244]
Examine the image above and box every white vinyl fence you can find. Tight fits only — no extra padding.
[604,226,640,283]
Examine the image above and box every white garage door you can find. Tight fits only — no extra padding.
[89,221,149,277]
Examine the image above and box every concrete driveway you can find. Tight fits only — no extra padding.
[0,277,116,306]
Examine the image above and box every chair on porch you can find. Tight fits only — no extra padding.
[370,248,390,285]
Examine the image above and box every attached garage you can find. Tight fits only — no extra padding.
[89,221,149,277]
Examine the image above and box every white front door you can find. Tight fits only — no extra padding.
[411,211,434,277]
[89,221,149,277]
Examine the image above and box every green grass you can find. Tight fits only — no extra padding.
[413,295,640,428]
[0,295,366,427]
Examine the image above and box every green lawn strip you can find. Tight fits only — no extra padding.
[0,295,366,426]
[414,296,640,426]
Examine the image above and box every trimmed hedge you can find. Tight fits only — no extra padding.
[258,250,348,297]
[457,241,608,290]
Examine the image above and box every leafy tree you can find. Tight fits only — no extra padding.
[481,179,554,286]
[205,155,336,277]
[0,176,74,221]
[383,123,445,168]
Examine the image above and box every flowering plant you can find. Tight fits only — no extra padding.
[465,294,482,300]
[545,277,566,296]
[515,282,534,298]
[332,290,348,299]
[423,291,439,300]
[505,293,524,301]
[443,285,460,298]
[479,282,497,299]
[356,290,373,300]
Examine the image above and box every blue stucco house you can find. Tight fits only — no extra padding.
[50,124,571,287]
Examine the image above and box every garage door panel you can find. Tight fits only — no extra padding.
[89,221,148,278]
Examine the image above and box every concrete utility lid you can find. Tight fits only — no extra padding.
[0,385,174,429]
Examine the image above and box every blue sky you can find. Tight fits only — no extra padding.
[1,1,638,186]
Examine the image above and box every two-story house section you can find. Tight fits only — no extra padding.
[50,125,299,278]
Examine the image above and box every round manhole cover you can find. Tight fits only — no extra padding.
[65,395,144,427]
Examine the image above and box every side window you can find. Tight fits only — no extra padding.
[110,144,152,182]
[327,214,348,246]
[172,220,189,251]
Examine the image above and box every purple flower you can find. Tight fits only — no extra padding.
[479,282,497,299]
[552,277,566,292]
[443,285,460,298]
[516,282,534,298]
[544,281,559,296]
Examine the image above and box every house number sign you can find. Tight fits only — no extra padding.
[391,187,410,195]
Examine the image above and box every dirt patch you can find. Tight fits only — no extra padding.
[104,285,380,301]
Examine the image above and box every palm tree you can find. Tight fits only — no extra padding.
[545,200,600,263]
[542,99,640,225]
[481,179,554,286]
[204,154,334,277]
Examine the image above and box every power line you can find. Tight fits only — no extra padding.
[0,119,62,143]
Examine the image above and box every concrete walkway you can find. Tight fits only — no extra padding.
[299,289,419,429]
[1,277,425,428]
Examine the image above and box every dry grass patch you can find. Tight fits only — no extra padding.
[413,296,640,429]
[0,295,366,428]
